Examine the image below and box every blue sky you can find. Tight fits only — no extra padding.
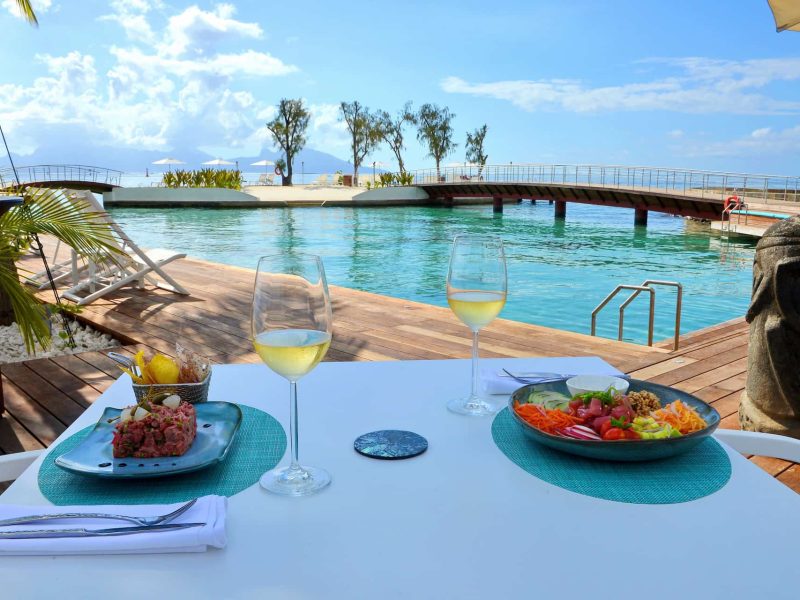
[1,0,799,174]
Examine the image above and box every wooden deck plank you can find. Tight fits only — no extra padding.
[1,362,86,424]
[51,352,120,392]
[0,376,66,448]
[0,408,44,454]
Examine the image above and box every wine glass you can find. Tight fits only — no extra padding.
[251,254,333,496]
[446,234,507,416]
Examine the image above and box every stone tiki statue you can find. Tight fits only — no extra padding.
[739,216,800,437]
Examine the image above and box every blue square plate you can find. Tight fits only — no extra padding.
[54,402,243,478]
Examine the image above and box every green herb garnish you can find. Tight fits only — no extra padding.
[573,388,619,407]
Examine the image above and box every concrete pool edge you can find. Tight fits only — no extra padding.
[102,185,521,208]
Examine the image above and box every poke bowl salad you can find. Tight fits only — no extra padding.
[508,378,721,461]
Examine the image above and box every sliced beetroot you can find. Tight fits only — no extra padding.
[560,425,602,441]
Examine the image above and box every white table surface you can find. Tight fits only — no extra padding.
[2,358,800,600]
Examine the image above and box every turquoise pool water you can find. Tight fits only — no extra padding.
[107,203,757,343]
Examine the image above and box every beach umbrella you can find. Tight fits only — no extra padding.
[767,1,800,31]
[152,157,185,172]
[251,159,275,173]
[202,158,235,167]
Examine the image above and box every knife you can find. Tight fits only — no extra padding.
[0,522,205,539]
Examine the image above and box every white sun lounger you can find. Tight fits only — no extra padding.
[26,190,189,305]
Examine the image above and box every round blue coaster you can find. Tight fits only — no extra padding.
[354,430,428,460]
[492,408,731,504]
[38,405,287,505]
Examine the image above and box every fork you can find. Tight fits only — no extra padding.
[501,370,576,385]
[107,351,142,377]
[0,498,198,528]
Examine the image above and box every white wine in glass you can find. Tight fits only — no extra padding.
[251,255,333,496]
[446,235,507,416]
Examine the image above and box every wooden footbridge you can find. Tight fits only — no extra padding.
[407,164,800,224]
[0,165,123,193]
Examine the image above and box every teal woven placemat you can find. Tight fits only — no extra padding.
[492,408,731,504]
[38,405,286,505]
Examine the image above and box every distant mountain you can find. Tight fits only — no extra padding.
[2,142,355,175]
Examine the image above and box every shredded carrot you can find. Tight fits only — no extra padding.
[514,402,583,434]
[652,400,706,434]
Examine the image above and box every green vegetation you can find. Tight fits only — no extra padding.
[416,104,457,178]
[14,0,37,25]
[375,102,416,174]
[465,124,489,176]
[340,101,381,187]
[364,171,415,189]
[266,99,310,186]
[161,169,243,190]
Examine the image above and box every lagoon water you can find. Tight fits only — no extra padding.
[108,202,757,344]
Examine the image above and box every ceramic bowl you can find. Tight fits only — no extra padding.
[566,374,629,397]
[509,378,720,462]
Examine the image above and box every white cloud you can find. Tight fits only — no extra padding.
[306,103,349,150]
[750,127,772,138]
[2,0,52,19]
[668,129,684,138]
[442,57,800,115]
[0,3,297,155]
[159,3,262,57]
[99,0,161,44]
[678,125,800,158]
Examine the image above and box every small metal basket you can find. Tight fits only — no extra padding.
[132,372,212,404]
[107,352,212,404]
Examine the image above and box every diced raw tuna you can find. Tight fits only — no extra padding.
[112,402,196,458]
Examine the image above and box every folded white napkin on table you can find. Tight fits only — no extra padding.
[0,495,226,556]
[482,356,626,395]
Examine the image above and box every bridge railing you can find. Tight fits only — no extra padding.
[0,164,124,189]
[404,164,800,204]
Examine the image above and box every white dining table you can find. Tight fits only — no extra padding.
[2,358,799,600]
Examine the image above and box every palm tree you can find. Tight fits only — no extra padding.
[0,188,120,352]
[2,2,118,352]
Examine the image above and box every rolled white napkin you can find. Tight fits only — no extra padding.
[482,357,626,395]
[0,495,226,556]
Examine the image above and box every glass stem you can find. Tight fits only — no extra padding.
[289,380,301,472]
[471,329,480,399]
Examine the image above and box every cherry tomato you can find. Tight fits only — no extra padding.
[602,428,626,441]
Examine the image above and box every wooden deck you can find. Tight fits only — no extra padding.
[4,249,798,493]
[710,214,787,238]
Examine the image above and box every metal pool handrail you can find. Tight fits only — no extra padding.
[591,285,656,347]
[619,280,682,351]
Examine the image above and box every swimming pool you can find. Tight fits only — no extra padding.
[107,202,757,344]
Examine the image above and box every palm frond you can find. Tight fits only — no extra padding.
[15,0,38,25]
[0,247,49,353]
[0,188,123,354]
[0,189,122,263]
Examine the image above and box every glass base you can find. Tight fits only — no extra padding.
[447,395,500,417]
[260,465,331,497]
